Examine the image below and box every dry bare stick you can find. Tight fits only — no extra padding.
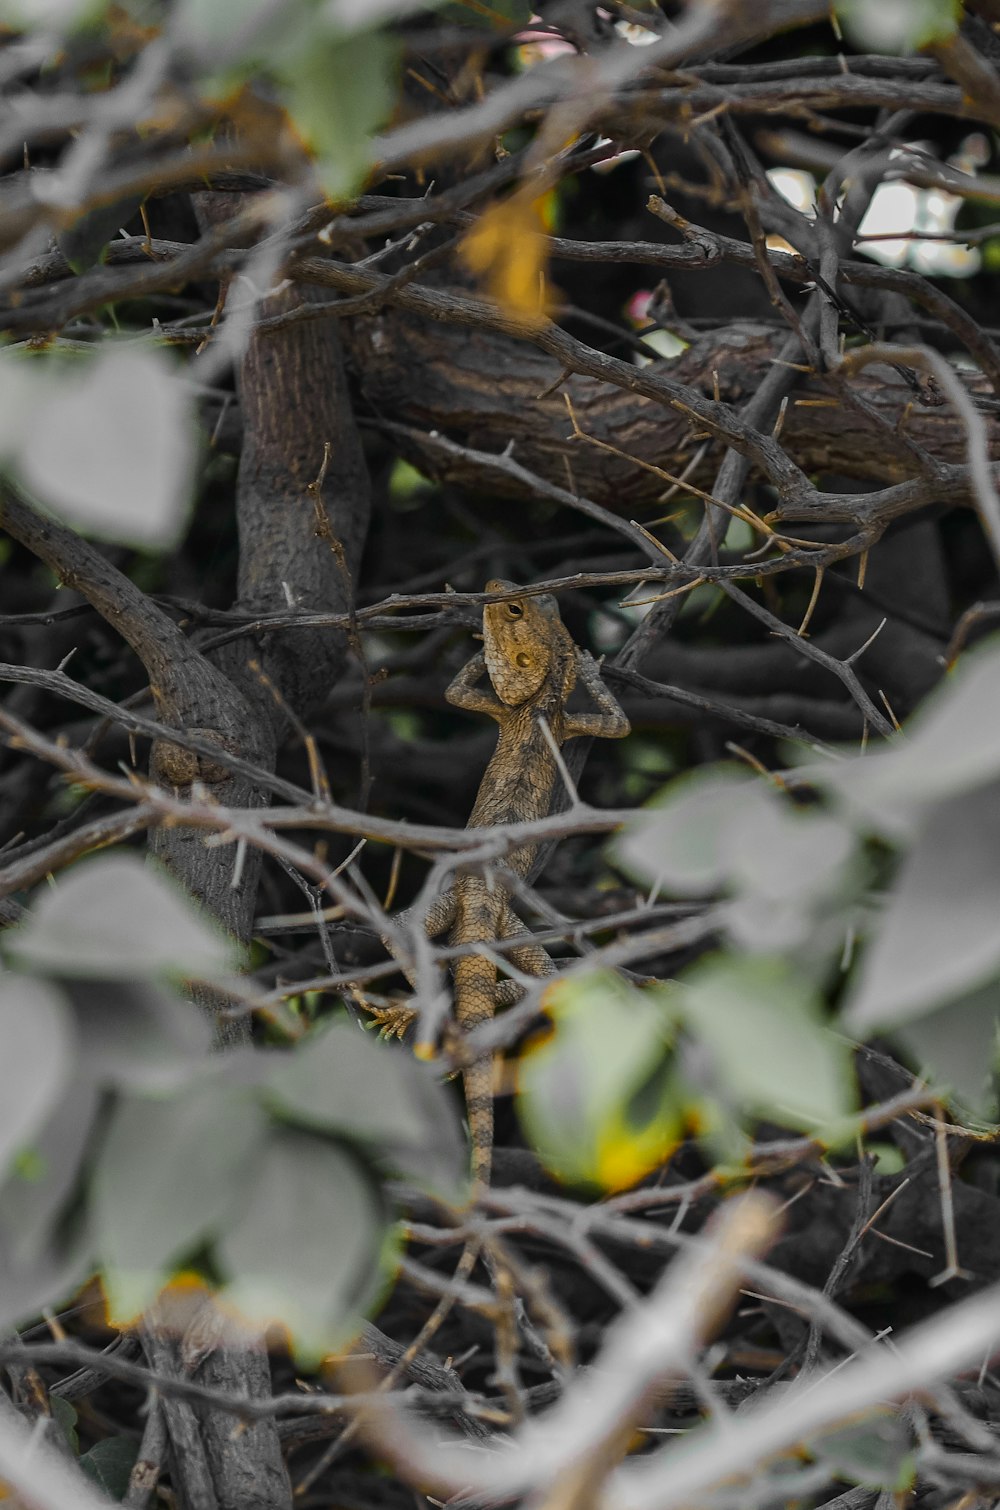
[332,1192,779,1502]
[839,342,1000,576]
[370,0,828,173]
[0,705,635,874]
[610,1275,1000,1510]
[0,804,159,899]
[717,581,895,737]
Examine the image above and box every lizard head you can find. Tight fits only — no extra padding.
[482,579,576,705]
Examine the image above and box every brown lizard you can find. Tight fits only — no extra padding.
[372,579,629,1353]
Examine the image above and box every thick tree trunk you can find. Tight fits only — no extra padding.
[140,200,372,1510]
[343,306,996,511]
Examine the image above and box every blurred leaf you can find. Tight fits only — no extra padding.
[322,0,437,30]
[9,853,239,982]
[897,982,1000,1116]
[0,1208,94,1334]
[0,0,106,26]
[809,638,1000,838]
[727,802,854,904]
[441,0,533,30]
[388,457,429,502]
[176,0,291,51]
[615,766,757,894]
[68,980,212,1090]
[50,1397,78,1455]
[517,971,682,1190]
[266,1021,466,1199]
[617,767,855,953]
[56,193,144,273]
[281,31,397,198]
[867,1142,906,1175]
[0,1079,98,1265]
[676,955,855,1130]
[811,1411,916,1491]
[0,976,76,1175]
[462,195,550,324]
[218,1131,391,1362]
[0,1079,97,1329]
[835,0,958,51]
[12,346,195,549]
[0,356,42,456]
[844,784,1000,1031]
[95,1083,267,1321]
[983,238,1000,273]
[80,1436,140,1500]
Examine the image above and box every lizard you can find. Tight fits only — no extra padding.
[369,578,630,1356]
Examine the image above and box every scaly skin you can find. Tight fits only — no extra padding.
[447,579,629,1190]
[373,580,629,1360]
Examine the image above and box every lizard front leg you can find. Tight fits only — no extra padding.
[564,649,630,740]
[445,650,503,718]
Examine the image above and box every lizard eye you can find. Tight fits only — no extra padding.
[516,653,531,668]
[506,602,524,618]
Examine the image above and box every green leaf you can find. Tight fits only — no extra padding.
[835,0,958,52]
[0,0,106,27]
[266,1021,466,1198]
[8,853,239,982]
[80,1436,140,1501]
[844,783,1000,1032]
[516,971,683,1190]
[175,0,292,52]
[94,1082,267,1322]
[280,31,398,198]
[867,1142,906,1175]
[6,345,195,549]
[217,1131,391,1362]
[50,1397,79,1455]
[0,976,76,1175]
[676,955,856,1131]
[811,1411,916,1492]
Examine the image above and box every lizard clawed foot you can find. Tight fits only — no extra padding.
[360,999,419,1041]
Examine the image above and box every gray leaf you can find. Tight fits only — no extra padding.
[9,853,237,982]
[17,345,194,549]
[218,1131,389,1361]
[266,1021,466,1198]
[95,1081,267,1320]
[844,782,1000,1031]
[0,977,76,1175]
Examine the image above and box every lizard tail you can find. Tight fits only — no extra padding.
[393,966,496,1368]
[463,1051,494,1191]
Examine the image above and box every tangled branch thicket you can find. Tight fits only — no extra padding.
[5,2,1000,1508]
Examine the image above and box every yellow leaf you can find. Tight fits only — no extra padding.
[462,196,550,323]
[592,1113,681,1193]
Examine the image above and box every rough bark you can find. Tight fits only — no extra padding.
[138,203,372,1510]
[344,308,997,511]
